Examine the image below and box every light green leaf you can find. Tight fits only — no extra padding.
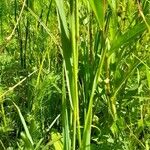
[51,131,63,150]
[89,0,106,30]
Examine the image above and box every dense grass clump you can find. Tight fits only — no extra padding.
[0,0,150,149]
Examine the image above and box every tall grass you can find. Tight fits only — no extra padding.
[0,0,150,149]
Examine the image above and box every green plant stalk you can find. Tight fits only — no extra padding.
[82,32,107,149]
[75,0,81,148]
[70,1,77,149]
[36,49,48,87]
[70,0,81,149]
[70,2,76,149]
[62,62,71,150]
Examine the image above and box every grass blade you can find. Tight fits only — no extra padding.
[13,102,34,146]
[89,0,106,30]
[55,0,73,109]
[109,19,150,56]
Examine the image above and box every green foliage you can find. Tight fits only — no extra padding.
[0,0,150,150]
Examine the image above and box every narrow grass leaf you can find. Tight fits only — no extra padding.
[109,19,150,55]
[13,102,34,146]
[82,47,107,149]
[113,60,141,98]
[62,66,71,150]
[34,138,44,150]
[146,66,150,89]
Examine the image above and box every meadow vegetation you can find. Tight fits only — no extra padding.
[0,0,150,149]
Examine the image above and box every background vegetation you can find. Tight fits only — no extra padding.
[0,0,150,149]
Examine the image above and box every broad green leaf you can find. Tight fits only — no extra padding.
[55,0,71,59]
[55,0,69,39]
[89,0,106,30]
[55,0,73,109]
